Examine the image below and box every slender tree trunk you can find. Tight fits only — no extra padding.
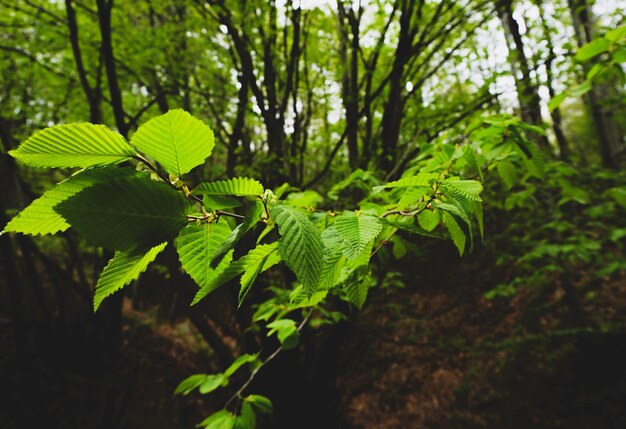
[534,0,570,160]
[227,74,249,177]
[568,0,622,168]
[337,1,360,169]
[96,0,127,137]
[497,0,552,154]
[65,0,102,123]
[380,0,415,172]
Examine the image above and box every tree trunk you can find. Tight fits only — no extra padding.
[568,0,622,168]
[497,0,552,154]
[380,0,415,172]
[534,0,570,161]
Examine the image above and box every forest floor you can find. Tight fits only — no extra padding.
[110,241,626,429]
[336,243,626,429]
[4,242,624,429]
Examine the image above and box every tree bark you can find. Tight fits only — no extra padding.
[534,0,570,160]
[568,0,622,168]
[497,0,552,153]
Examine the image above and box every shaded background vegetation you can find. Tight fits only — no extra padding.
[1,0,625,428]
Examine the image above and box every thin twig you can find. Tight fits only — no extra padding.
[224,308,314,410]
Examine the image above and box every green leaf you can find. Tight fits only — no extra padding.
[344,265,370,309]
[199,374,227,394]
[318,227,347,290]
[199,410,236,429]
[175,222,234,290]
[211,201,264,268]
[497,160,517,189]
[586,63,605,80]
[607,187,626,208]
[194,177,264,197]
[335,211,382,259]
[548,92,567,112]
[203,195,242,210]
[417,209,440,232]
[606,25,626,42]
[397,187,428,209]
[380,218,446,239]
[271,205,323,294]
[576,37,610,61]
[267,318,299,349]
[613,47,626,62]
[8,123,135,168]
[131,109,214,177]
[244,395,273,414]
[286,190,323,208]
[372,173,437,193]
[191,243,279,305]
[569,80,593,97]
[94,242,167,311]
[54,176,189,250]
[442,179,483,202]
[234,402,256,429]
[2,167,139,236]
[54,177,189,250]
[239,243,281,305]
[175,374,207,395]
[443,212,466,256]
[224,354,258,378]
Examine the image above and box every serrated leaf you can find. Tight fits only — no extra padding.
[318,226,347,290]
[54,176,189,250]
[272,205,323,294]
[344,265,370,309]
[191,243,279,305]
[203,195,242,210]
[8,123,135,168]
[397,187,428,209]
[3,167,140,236]
[94,242,167,311]
[175,222,234,290]
[372,173,437,193]
[418,209,440,231]
[335,211,382,259]
[239,242,281,305]
[194,177,264,197]
[131,109,214,177]
[211,201,264,268]
[443,212,466,256]
[380,218,446,239]
[442,179,483,202]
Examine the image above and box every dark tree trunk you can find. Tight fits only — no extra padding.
[497,0,552,154]
[380,0,415,172]
[65,0,102,123]
[338,1,360,169]
[534,0,570,161]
